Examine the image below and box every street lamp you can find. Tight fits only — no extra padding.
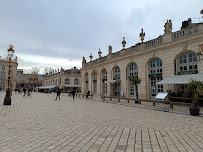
[197,44,203,62]
[3,44,15,105]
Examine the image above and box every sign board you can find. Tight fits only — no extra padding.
[120,91,124,97]
[155,92,168,100]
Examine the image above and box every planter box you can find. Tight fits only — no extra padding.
[189,108,200,116]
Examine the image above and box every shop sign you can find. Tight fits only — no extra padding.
[149,73,162,78]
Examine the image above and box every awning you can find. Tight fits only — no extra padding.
[36,85,57,89]
[64,85,81,87]
[105,80,120,83]
[157,74,203,85]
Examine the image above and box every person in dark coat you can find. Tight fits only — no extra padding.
[23,88,26,97]
[55,88,61,100]
[86,90,90,98]
[71,88,76,100]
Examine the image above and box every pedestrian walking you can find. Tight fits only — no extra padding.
[55,88,61,100]
[23,88,26,97]
[86,90,90,98]
[71,88,76,100]
[27,88,31,97]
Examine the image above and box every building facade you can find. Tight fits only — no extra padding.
[81,18,203,99]
[0,57,18,91]
[42,67,82,92]
[16,69,43,89]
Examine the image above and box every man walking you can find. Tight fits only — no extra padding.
[71,88,76,100]
[23,88,26,97]
[55,88,61,100]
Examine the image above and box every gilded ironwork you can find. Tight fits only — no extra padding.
[140,28,145,43]
[122,37,126,49]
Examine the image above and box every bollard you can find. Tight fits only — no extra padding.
[170,103,173,109]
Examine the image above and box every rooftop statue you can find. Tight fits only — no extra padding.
[164,20,172,34]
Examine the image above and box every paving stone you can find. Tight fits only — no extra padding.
[0,92,202,152]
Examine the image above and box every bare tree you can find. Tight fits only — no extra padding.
[30,67,40,74]
[43,67,54,74]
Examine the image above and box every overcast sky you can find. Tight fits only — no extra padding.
[0,0,202,73]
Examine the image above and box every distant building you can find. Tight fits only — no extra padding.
[81,18,203,99]
[0,56,18,90]
[42,67,81,92]
[16,69,43,89]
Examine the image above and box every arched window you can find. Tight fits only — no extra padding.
[102,69,107,94]
[114,66,120,80]
[74,78,79,85]
[128,63,138,98]
[2,65,5,70]
[1,72,5,80]
[149,58,163,97]
[92,72,97,94]
[178,51,198,75]
[65,78,70,85]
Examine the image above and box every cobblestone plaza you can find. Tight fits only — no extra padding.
[0,92,203,152]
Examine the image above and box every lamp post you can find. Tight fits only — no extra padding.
[4,44,15,105]
[197,44,203,62]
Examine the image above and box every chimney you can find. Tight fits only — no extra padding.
[188,18,192,26]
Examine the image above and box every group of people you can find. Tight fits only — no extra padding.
[23,88,32,97]
[55,88,76,100]
[55,88,91,101]
[15,87,34,95]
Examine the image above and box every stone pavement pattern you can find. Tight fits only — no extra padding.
[0,92,203,152]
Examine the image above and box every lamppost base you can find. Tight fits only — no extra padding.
[4,97,11,105]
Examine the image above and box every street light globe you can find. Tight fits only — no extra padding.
[7,44,15,58]
[8,50,14,58]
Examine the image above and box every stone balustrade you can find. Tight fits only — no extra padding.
[172,24,201,41]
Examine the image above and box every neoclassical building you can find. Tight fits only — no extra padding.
[16,69,43,89]
[0,49,18,91]
[81,18,203,99]
[42,67,81,92]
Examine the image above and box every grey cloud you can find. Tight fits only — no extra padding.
[0,0,202,68]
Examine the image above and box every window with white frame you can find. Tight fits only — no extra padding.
[2,65,5,70]
[1,82,5,90]
[149,58,163,97]
[129,63,138,97]
[178,52,198,74]
[114,66,120,79]
[92,72,97,93]
[1,72,5,80]
[65,78,70,85]
[102,69,107,94]
[74,78,79,85]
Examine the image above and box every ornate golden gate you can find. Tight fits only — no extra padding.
[28,74,38,88]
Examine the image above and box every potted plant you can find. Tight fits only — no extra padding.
[130,76,141,102]
[185,79,203,116]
